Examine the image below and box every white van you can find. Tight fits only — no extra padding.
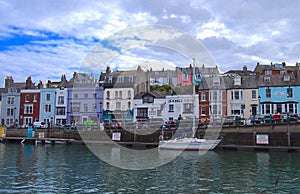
[33,121,47,129]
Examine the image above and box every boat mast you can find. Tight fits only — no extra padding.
[192,58,196,137]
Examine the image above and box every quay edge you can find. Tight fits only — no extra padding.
[2,123,300,151]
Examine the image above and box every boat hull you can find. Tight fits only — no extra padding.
[158,138,221,151]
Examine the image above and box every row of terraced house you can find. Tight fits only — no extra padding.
[1,62,300,128]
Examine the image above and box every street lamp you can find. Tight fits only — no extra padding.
[13,107,16,127]
[258,95,261,119]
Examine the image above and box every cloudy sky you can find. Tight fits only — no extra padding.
[0,0,299,87]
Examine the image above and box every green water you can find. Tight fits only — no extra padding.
[0,143,299,193]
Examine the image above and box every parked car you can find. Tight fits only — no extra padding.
[162,119,176,129]
[33,121,47,129]
[250,116,263,125]
[104,119,123,130]
[223,116,241,126]
[281,113,299,123]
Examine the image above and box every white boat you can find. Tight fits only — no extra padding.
[158,137,221,151]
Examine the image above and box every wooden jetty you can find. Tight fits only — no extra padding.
[3,137,75,145]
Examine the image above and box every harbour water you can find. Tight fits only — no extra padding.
[0,143,299,193]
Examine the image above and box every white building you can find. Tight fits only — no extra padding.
[103,87,134,121]
[55,87,68,125]
[133,91,166,122]
[165,94,199,120]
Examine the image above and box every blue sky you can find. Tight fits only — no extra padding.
[1,0,300,87]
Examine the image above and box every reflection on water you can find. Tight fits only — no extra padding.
[0,143,299,193]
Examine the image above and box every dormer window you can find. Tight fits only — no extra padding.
[280,70,287,75]
[283,75,290,81]
[263,76,270,82]
[234,76,241,86]
[142,94,154,103]
[213,77,220,86]
[265,70,272,75]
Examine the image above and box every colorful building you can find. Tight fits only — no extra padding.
[20,89,40,126]
[66,87,103,126]
[39,88,56,126]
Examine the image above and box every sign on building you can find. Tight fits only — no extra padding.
[256,134,269,144]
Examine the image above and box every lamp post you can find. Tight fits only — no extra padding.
[258,95,261,119]
[13,107,16,127]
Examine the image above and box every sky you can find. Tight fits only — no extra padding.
[1,0,300,87]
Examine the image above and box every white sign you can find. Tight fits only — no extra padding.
[112,132,121,141]
[274,91,285,97]
[256,134,269,144]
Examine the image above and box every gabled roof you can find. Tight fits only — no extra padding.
[134,90,166,99]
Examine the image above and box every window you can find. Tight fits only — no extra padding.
[212,90,218,101]
[213,77,220,86]
[265,70,272,75]
[265,104,271,114]
[234,77,241,86]
[7,96,15,104]
[6,108,14,116]
[182,74,189,80]
[25,94,30,102]
[169,104,174,112]
[24,117,33,125]
[234,91,239,100]
[108,76,112,83]
[116,102,121,110]
[284,75,290,81]
[251,90,256,99]
[266,88,271,98]
[129,76,134,82]
[33,94,38,102]
[287,88,293,98]
[71,103,80,113]
[128,91,131,99]
[119,91,122,99]
[84,93,88,98]
[74,94,78,99]
[201,92,206,101]
[264,77,270,82]
[143,95,154,103]
[128,102,131,110]
[46,93,51,101]
[106,91,110,99]
[117,76,124,83]
[24,104,33,114]
[280,70,287,75]
[231,104,244,115]
[183,103,193,113]
[84,104,88,112]
[44,104,51,112]
[157,110,161,116]
[56,107,65,115]
[58,96,64,104]
[201,106,206,115]
[137,108,148,117]
[115,91,118,98]
[92,103,97,112]
[106,102,110,110]
[93,93,97,98]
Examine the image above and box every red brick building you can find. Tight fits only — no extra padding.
[20,89,40,126]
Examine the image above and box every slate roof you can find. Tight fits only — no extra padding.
[134,90,166,99]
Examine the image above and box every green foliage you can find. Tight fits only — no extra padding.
[150,85,172,94]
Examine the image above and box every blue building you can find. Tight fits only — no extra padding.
[258,86,300,116]
[255,62,300,117]
[1,88,21,127]
[66,87,103,127]
[39,88,56,126]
